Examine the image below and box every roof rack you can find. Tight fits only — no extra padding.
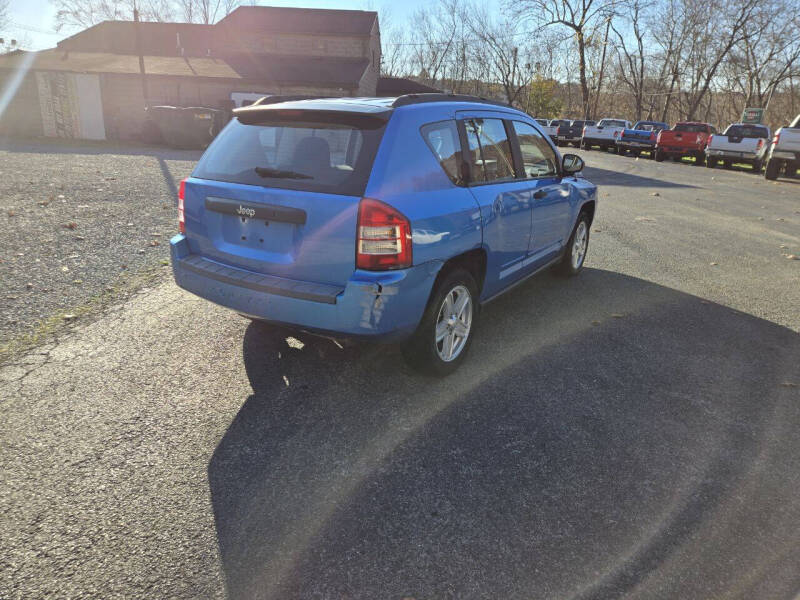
[392,93,512,109]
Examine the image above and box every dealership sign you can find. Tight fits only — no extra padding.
[741,107,764,124]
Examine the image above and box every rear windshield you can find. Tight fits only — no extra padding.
[572,120,594,127]
[634,122,666,131]
[724,125,769,138]
[598,119,626,128]
[674,123,708,133]
[192,116,385,196]
[550,120,570,127]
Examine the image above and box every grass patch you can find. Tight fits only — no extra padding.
[0,263,171,366]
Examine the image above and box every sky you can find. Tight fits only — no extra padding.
[2,0,431,50]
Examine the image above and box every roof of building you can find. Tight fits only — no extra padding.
[0,49,369,88]
[217,6,378,36]
[57,21,214,56]
[376,77,441,96]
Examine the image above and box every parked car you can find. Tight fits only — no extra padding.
[764,114,800,180]
[655,122,715,165]
[616,120,668,157]
[533,118,550,127]
[546,119,571,142]
[170,94,597,374]
[705,123,771,172]
[581,119,632,151]
[557,119,595,147]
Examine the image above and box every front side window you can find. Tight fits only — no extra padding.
[463,118,516,183]
[512,121,558,178]
[421,120,463,185]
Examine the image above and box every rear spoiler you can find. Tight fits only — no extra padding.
[233,98,390,129]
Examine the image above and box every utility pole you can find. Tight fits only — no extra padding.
[133,2,150,108]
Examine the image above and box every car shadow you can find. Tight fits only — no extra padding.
[581,166,699,188]
[208,268,800,600]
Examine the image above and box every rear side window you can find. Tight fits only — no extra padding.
[192,116,384,196]
[572,120,594,127]
[421,120,463,185]
[599,119,626,128]
[725,125,769,138]
[512,121,558,178]
[464,118,516,183]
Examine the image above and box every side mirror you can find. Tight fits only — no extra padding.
[562,153,584,175]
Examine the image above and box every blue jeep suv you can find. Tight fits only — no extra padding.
[171,94,597,374]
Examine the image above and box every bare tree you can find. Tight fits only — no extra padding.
[512,0,618,118]
[53,0,175,31]
[175,0,239,24]
[610,0,648,120]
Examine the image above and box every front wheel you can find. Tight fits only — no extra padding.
[557,212,590,277]
[402,268,478,376]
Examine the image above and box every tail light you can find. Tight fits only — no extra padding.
[356,198,412,270]
[773,132,780,145]
[649,131,656,141]
[178,178,187,233]
[613,130,619,138]
[756,138,764,150]
[556,126,561,135]
[708,134,713,145]
[582,126,587,135]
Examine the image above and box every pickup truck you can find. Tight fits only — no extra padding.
[705,123,770,172]
[556,120,595,147]
[655,122,716,164]
[545,119,571,143]
[581,119,632,151]
[764,114,800,180]
[616,120,668,157]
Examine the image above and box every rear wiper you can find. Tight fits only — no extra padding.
[255,167,313,180]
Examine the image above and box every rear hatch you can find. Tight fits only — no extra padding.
[712,124,769,153]
[183,105,388,287]
[660,124,707,149]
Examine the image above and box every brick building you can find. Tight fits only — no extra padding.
[0,6,384,141]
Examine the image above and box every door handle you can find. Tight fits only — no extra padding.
[533,189,547,200]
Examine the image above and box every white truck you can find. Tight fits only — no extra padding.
[581,118,632,152]
[764,114,800,180]
[705,123,771,172]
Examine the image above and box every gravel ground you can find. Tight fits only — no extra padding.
[0,138,200,347]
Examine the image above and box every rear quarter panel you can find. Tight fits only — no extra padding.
[365,105,483,268]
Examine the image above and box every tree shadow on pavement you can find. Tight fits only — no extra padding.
[581,166,700,188]
[0,136,203,161]
[208,268,800,600]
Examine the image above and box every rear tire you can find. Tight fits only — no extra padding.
[557,212,590,277]
[655,149,665,162]
[706,158,715,169]
[582,141,592,151]
[752,159,762,173]
[402,268,478,376]
[723,160,732,169]
[765,159,780,180]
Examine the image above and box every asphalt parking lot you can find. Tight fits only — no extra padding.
[1,142,799,599]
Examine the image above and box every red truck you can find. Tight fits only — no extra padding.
[655,122,717,165]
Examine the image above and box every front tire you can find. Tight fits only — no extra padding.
[402,268,478,376]
[557,212,590,277]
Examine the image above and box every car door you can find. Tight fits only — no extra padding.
[458,113,534,296]
[509,120,572,258]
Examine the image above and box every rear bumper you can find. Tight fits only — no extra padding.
[706,148,759,161]
[170,234,441,341]
[769,150,799,162]
[583,137,615,146]
[658,146,700,155]
[617,139,655,149]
